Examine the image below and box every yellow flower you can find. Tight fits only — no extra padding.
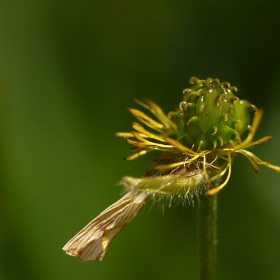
[63,77,279,261]
[116,78,280,195]
[116,95,279,195]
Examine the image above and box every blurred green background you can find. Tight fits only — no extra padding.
[0,1,280,279]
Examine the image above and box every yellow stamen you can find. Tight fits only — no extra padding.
[129,108,165,131]
[207,163,232,196]
[134,99,177,130]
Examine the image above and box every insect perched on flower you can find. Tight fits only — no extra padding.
[63,77,280,261]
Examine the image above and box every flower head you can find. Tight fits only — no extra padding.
[117,77,280,195]
[63,77,279,261]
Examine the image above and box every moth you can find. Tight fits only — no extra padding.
[63,168,205,261]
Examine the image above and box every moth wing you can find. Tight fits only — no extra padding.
[62,192,148,261]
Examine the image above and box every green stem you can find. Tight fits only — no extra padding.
[197,194,218,280]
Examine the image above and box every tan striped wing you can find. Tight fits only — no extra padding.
[62,191,148,261]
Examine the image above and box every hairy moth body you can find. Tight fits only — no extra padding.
[121,168,205,196]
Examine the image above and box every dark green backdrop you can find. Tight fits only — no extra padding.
[0,1,280,279]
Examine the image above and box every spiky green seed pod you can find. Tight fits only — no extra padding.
[177,77,257,151]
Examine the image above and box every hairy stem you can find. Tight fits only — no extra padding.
[197,194,218,280]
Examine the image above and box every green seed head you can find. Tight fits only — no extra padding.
[176,77,257,151]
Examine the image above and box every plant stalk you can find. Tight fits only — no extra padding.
[197,194,218,280]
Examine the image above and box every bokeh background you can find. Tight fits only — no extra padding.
[1,1,280,279]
